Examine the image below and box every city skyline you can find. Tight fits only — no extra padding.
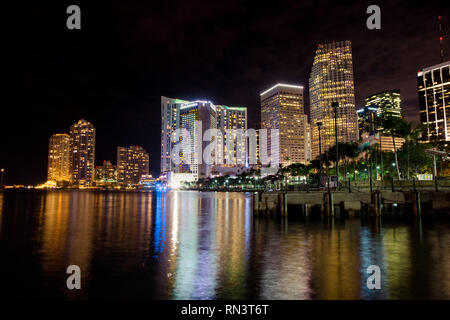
[3,1,449,184]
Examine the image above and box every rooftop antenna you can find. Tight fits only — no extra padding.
[438,16,445,63]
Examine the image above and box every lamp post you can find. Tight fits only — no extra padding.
[332,102,339,187]
[317,122,323,187]
[0,168,4,188]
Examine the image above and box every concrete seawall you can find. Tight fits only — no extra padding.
[253,190,450,217]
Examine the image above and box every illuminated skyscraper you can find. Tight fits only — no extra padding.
[161,96,189,175]
[178,100,217,178]
[161,96,247,185]
[216,105,247,167]
[364,90,402,119]
[69,119,96,188]
[117,146,149,187]
[309,40,358,159]
[417,61,450,142]
[47,133,71,185]
[260,83,308,166]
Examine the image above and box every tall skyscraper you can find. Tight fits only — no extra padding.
[216,105,247,167]
[309,40,358,159]
[364,89,402,119]
[161,97,189,175]
[47,133,71,186]
[117,146,149,187]
[418,61,450,142]
[178,100,217,178]
[302,114,312,162]
[69,119,96,188]
[260,83,308,166]
[161,96,247,186]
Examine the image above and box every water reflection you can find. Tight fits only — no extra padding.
[0,190,449,299]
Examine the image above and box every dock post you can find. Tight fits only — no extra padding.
[324,191,334,217]
[412,191,422,216]
[371,191,381,216]
[253,192,260,215]
[278,192,288,216]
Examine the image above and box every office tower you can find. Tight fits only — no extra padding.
[94,160,117,187]
[357,106,379,138]
[117,146,149,187]
[161,97,189,175]
[364,90,402,120]
[69,119,96,188]
[216,105,247,167]
[47,133,71,186]
[309,40,359,159]
[260,83,308,166]
[178,100,217,178]
[417,61,450,142]
[161,96,247,186]
[302,114,312,162]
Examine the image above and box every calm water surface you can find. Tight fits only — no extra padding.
[0,190,449,299]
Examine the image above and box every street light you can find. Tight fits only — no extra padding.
[0,168,4,188]
[332,101,339,187]
[316,122,323,187]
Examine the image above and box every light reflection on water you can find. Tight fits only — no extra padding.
[0,190,449,299]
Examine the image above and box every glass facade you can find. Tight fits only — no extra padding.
[260,84,309,166]
[69,119,96,187]
[418,61,450,142]
[309,40,359,159]
[47,133,71,185]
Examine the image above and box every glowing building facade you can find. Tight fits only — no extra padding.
[364,89,402,120]
[309,41,358,159]
[161,96,247,185]
[178,101,217,178]
[216,105,247,168]
[161,97,189,175]
[260,83,309,166]
[69,119,96,188]
[94,160,117,187]
[418,61,450,142]
[47,133,71,185]
[117,146,149,187]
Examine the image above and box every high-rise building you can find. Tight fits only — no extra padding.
[161,97,189,175]
[178,100,217,178]
[47,133,71,186]
[216,105,247,167]
[302,114,312,162]
[161,96,247,185]
[357,106,379,138]
[117,146,149,187]
[260,83,308,166]
[417,61,450,142]
[364,90,402,119]
[309,40,359,159]
[69,119,96,188]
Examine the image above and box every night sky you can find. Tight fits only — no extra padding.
[3,0,449,184]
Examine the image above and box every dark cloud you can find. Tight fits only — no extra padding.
[3,0,449,184]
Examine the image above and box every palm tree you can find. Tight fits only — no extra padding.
[396,119,426,180]
[381,115,401,180]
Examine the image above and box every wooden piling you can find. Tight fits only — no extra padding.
[278,192,288,216]
[371,191,381,216]
[324,192,334,217]
[253,192,260,215]
[412,191,422,216]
